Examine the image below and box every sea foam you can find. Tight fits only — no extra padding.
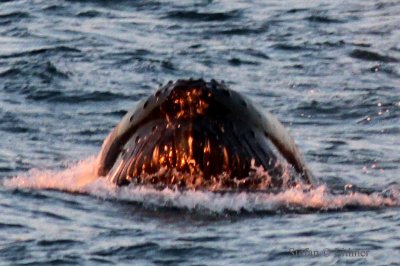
[3,157,398,213]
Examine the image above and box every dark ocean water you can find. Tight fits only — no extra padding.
[0,0,399,265]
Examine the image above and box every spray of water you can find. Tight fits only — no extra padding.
[2,157,399,213]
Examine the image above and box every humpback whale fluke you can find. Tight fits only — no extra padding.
[97,79,314,190]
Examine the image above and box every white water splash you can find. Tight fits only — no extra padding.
[2,157,399,213]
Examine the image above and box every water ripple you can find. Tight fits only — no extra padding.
[349,49,399,63]
[164,9,242,22]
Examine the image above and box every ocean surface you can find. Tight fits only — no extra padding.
[0,0,399,265]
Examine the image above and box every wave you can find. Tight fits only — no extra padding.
[1,58,126,102]
[0,11,30,25]
[76,10,102,18]
[0,111,30,133]
[0,12,30,20]
[272,43,315,52]
[2,157,398,213]
[228,57,260,66]
[349,49,399,63]
[164,9,241,22]
[25,90,127,103]
[306,15,342,24]
[0,46,81,59]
